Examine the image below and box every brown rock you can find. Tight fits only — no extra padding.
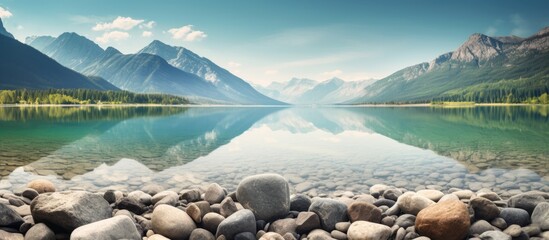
[26,179,55,193]
[415,200,470,240]
[295,212,320,234]
[469,197,500,221]
[348,202,382,223]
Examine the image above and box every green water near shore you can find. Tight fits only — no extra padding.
[0,106,547,194]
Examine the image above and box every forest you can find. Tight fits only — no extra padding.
[0,89,190,105]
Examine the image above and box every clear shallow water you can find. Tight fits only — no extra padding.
[0,106,548,197]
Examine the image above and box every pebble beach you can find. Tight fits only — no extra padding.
[1,173,548,240]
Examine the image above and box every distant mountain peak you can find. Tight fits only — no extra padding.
[326,77,344,83]
[105,46,121,54]
[451,33,503,62]
[535,26,549,37]
[0,18,14,39]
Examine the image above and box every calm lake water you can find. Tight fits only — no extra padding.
[0,106,548,197]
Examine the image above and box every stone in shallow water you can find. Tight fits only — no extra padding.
[152,205,196,240]
[415,200,470,240]
[27,179,55,194]
[30,191,111,232]
[70,215,141,240]
[237,174,290,222]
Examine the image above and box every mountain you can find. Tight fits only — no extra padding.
[40,32,105,72]
[256,77,377,104]
[81,49,229,100]
[25,35,56,51]
[138,40,283,104]
[255,78,318,103]
[0,18,14,39]
[27,33,236,102]
[28,35,282,104]
[0,34,118,90]
[350,27,549,103]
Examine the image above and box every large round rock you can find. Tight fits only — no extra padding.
[236,174,290,222]
[30,191,111,232]
[152,205,196,240]
[71,215,141,240]
[216,209,256,240]
[415,200,470,240]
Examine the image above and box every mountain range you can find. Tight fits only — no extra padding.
[348,27,549,103]
[255,78,377,104]
[0,20,118,91]
[26,33,282,104]
[2,15,548,105]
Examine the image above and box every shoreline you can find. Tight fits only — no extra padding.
[1,174,548,240]
[0,103,547,108]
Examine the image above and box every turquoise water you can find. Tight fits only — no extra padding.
[0,106,547,196]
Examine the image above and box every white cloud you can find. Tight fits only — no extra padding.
[93,16,144,31]
[142,31,153,37]
[265,70,278,75]
[510,14,529,36]
[0,6,13,18]
[96,31,129,44]
[16,25,23,30]
[228,61,241,68]
[140,21,156,29]
[485,27,497,36]
[323,69,343,77]
[168,25,207,42]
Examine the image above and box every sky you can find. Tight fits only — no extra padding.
[1,0,548,86]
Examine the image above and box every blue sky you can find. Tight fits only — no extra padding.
[1,0,548,86]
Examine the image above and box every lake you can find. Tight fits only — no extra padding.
[0,106,548,197]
